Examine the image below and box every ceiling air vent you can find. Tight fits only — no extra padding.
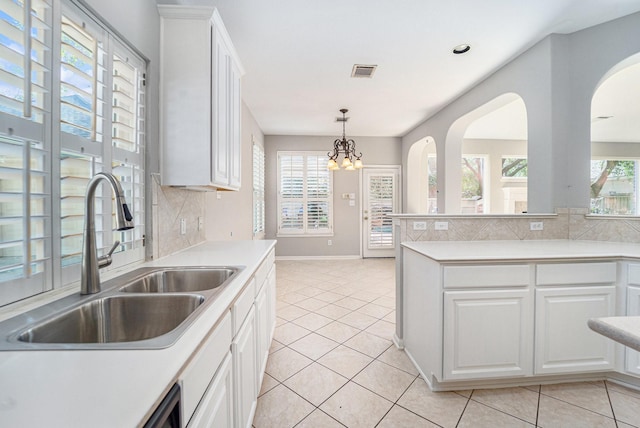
[351,64,377,78]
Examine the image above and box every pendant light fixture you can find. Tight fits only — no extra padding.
[327,108,363,171]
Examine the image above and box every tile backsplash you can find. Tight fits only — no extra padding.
[151,174,206,259]
[395,208,640,244]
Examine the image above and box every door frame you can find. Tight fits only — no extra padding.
[359,165,402,258]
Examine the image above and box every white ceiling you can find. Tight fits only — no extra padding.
[174,0,640,138]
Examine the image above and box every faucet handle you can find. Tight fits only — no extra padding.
[98,241,120,269]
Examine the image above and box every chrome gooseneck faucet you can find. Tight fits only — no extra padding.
[81,172,134,295]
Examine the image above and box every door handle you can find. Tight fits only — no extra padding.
[364,216,368,220]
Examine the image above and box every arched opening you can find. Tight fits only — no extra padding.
[590,54,640,215]
[407,136,437,213]
[444,93,528,214]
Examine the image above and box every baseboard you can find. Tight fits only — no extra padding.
[275,255,361,261]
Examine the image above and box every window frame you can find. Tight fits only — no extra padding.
[276,151,333,237]
[0,0,147,307]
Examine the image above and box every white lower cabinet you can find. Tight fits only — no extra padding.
[188,352,233,427]
[255,264,276,387]
[232,306,257,428]
[180,312,232,427]
[535,286,616,374]
[443,289,533,380]
[255,282,269,381]
[625,286,640,375]
[267,265,276,336]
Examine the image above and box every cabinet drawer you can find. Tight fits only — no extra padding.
[536,262,616,286]
[443,265,530,288]
[254,250,275,295]
[628,264,640,286]
[232,278,256,336]
[181,311,232,426]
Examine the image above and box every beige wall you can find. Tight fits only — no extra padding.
[265,135,402,257]
[205,102,265,241]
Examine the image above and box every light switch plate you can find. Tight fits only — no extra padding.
[435,221,449,230]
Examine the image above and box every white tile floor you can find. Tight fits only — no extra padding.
[253,258,640,428]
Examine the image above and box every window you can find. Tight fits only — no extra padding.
[277,152,332,236]
[252,142,265,238]
[590,159,638,215]
[502,157,528,178]
[0,1,146,306]
[461,156,486,214]
[427,154,437,213]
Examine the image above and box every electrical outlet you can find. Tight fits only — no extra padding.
[413,221,427,231]
[435,221,449,231]
[328,239,332,246]
[197,216,204,231]
[180,218,186,235]
[530,221,544,231]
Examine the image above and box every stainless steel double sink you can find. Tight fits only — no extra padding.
[0,266,242,350]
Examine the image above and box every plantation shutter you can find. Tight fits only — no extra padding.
[252,142,265,237]
[109,42,145,265]
[0,0,53,305]
[0,0,146,306]
[277,152,332,235]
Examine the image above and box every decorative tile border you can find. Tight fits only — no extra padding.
[393,210,640,244]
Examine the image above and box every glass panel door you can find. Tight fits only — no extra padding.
[363,167,399,258]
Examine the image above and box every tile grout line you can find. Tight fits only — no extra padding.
[454,389,473,427]
[603,381,619,428]
[535,384,541,427]
[538,387,620,421]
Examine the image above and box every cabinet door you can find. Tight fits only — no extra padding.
[232,306,257,428]
[535,286,616,374]
[267,265,276,342]
[255,283,269,384]
[228,59,242,189]
[188,352,233,428]
[443,289,533,380]
[626,286,640,375]
[212,28,230,186]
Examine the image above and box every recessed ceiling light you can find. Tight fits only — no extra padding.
[452,44,471,55]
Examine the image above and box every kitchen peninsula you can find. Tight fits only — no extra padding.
[399,239,640,391]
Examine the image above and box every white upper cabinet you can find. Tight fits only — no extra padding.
[158,6,244,190]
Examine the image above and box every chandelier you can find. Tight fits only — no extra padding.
[327,108,363,171]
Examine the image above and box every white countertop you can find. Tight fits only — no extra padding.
[588,317,640,352]
[402,239,640,262]
[0,240,276,428]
